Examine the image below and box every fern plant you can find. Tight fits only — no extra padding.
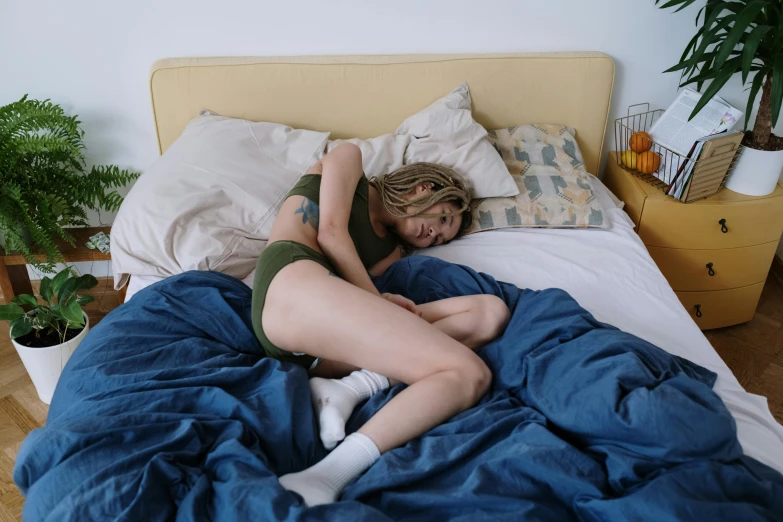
[656,0,782,150]
[0,96,138,272]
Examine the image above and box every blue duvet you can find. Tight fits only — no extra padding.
[14,257,783,521]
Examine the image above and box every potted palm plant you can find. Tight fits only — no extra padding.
[657,0,783,196]
[0,268,97,404]
[0,96,138,272]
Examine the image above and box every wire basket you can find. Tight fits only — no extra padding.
[614,103,743,203]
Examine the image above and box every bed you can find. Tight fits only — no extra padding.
[141,53,783,472]
[15,54,783,520]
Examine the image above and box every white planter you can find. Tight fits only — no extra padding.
[11,313,90,404]
[724,146,783,196]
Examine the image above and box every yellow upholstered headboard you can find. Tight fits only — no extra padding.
[149,53,614,175]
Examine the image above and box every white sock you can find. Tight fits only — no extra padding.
[279,432,380,506]
[310,370,389,450]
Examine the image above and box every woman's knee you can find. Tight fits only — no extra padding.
[449,356,492,406]
[472,295,510,344]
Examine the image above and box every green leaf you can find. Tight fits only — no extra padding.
[688,62,738,121]
[665,50,716,74]
[57,277,77,305]
[705,0,732,19]
[74,274,98,291]
[0,304,26,321]
[772,54,783,127]
[673,0,699,12]
[680,56,741,88]
[59,274,98,305]
[680,31,701,67]
[49,304,64,321]
[51,268,71,294]
[657,0,698,11]
[695,5,705,25]
[75,294,95,306]
[742,25,772,82]
[657,0,689,8]
[10,294,38,307]
[61,299,84,325]
[713,2,767,70]
[9,317,32,339]
[745,70,767,129]
[680,16,733,80]
[680,66,721,88]
[40,276,53,303]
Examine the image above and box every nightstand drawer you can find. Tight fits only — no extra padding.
[638,198,783,249]
[676,283,764,330]
[647,242,778,291]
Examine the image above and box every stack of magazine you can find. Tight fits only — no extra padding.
[649,88,743,201]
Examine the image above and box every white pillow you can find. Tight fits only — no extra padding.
[111,115,328,289]
[326,134,411,177]
[397,83,519,199]
[323,84,518,198]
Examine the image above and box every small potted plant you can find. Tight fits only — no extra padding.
[657,0,783,196]
[0,268,97,404]
[0,96,138,272]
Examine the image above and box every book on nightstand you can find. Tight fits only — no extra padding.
[648,88,743,201]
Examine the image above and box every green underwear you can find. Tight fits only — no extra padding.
[251,240,334,369]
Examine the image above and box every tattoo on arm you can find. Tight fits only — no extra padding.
[294,198,320,231]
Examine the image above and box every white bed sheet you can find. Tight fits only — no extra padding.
[417,206,783,473]
[122,183,783,473]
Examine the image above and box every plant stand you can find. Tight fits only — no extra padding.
[0,227,111,301]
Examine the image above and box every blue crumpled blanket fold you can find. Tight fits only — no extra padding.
[14,256,783,521]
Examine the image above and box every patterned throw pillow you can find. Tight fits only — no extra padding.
[466,165,607,233]
[487,124,585,175]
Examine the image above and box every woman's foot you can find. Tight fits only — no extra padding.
[279,432,380,506]
[310,370,389,449]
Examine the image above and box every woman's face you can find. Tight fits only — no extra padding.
[395,201,463,248]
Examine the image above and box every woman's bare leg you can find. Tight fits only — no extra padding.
[309,359,361,379]
[264,262,491,450]
[306,295,510,451]
[309,295,510,379]
[263,261,491,504]
[417,295,510,350]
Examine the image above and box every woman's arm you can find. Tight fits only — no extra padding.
[317,144,380,296]
[368,247,402,277]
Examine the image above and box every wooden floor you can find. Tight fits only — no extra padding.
[0,276,782,520]
[705,268,783,422]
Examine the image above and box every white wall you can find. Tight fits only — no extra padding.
[2,0,782,278]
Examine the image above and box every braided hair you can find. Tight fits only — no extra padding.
[369,163,473,240]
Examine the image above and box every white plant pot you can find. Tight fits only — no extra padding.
[11,313,90,404]
[724,146,783,196]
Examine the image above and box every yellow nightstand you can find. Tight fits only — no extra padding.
[603,152,783,329]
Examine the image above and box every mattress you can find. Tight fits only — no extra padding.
[122,179,783,474]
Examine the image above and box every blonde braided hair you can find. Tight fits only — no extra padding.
[369,162,473,239]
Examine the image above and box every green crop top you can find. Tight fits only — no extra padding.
[286,174,398,269]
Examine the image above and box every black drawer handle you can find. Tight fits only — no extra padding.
[694,304,702,318]
[719,218,728,233]
[706,262,715,276]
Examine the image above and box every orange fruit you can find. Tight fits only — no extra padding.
[637,151,660,174]
[629,131,653,153]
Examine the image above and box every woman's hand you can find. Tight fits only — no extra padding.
[381,293,422,317]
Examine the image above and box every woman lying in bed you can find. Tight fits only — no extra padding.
[252,143,510,506]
